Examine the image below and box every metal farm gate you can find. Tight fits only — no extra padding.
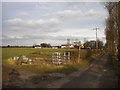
[14,51,72,65]
[52,52,71,65]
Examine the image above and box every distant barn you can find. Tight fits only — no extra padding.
[61,44,74,49]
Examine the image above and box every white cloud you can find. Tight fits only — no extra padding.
[57,10,82,19]
[19,12,28,17]
[2,34,23,39]
[65,2,86,8]
[5,18,62,33]
[56,9,107,20]
[64,2,89,11]
[5,18,23,25]
[51,28,105,38]
[2,2,107,46]
[43,13,50,17]
[35,4,50,10]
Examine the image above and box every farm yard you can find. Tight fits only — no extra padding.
[2,48,100,88]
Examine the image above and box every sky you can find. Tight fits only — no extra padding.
[2,2,108,46]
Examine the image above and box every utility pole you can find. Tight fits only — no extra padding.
[84,38,87,43]
[67,38,70,48]
[93,28,99,49]
[78,41,81,62]
[67,38,70,45]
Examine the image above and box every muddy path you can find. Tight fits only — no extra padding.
[5,53,119,88]
[50,53,118,88]
[6,69,66,88]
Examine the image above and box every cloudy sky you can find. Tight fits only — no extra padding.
[2,2,108,46]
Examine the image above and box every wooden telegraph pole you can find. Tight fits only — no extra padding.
[74,40,81,63]
[78,41,81,62]
[93,28,99,49]
[67,38,70,49]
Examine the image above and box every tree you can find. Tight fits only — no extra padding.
[33,45,40,48]
[7,45,10,47]
[40,43,51,48]
[105,2,120,61]
[83,40,104,49]
[118,2,120,61]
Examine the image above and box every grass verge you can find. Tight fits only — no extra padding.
[111,56,120,76]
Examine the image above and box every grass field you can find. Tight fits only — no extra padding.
[2,48,77,86]
[2,48,75,64]
[2,48,99,87]
[2,48,100,74]
[2,48,89,72]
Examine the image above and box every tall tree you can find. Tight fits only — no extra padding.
[118,2,120,61]
[105,2,120,61]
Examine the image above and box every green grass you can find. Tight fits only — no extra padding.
[2,48,98,87]
[2,48,75,87]
[12,59,89,74]
[2,48,74,64]
[56,60,89,74]
[2,48,100,72]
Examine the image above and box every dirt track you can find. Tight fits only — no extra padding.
[6,53,119,88]
[47,53,118,88]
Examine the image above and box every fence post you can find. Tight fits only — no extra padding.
[64,52,66,60]
[58,52,61,65]
[78,46,81,62]
[68,52,70,60]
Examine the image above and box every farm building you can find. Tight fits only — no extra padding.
[34,46,41,48]
[61,44,74,49]
[52,46,61,49]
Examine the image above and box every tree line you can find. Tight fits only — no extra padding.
[3,40,105,49]
[105,2,120,61]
